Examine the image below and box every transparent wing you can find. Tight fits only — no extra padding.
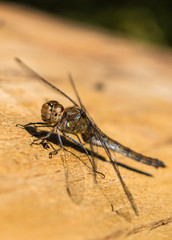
[91,126,138,216]
[68,74,138,215]
[15,58,79,107]
[15,58,138,215]
[60,147,86,204]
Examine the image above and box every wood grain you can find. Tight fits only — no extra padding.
[0,3,172,240]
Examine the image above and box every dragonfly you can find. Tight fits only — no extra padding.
[15,58,166,216]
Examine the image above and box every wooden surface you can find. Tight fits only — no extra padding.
[0,3,172,240]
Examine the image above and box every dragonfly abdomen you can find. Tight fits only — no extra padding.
[110,141,165,168]
[87,133,165,168]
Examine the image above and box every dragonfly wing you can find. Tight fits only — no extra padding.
[68,76,138,215]
[91,125,139,216]
[60,149,85,204]
[95,163,132,220]
[87,129,99,182]
[15,58,79,107]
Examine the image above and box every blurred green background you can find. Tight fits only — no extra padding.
[11,0,172,47]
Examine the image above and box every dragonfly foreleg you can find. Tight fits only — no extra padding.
[31,126,56,146]
[16,122,52,128]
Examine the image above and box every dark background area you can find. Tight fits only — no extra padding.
[9,1,172,47]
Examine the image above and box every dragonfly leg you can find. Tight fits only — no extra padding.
[63,133,86,150]
[42,140,50,149]
[74,134,86,146]
[63,133,105,178]
[49,129,63,158]
[74,134,82,144]
[31,126,56,145]
[16,122,52,128]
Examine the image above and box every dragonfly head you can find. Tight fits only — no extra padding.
[41,100,64,124]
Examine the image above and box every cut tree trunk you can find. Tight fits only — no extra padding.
[0,3,172,240]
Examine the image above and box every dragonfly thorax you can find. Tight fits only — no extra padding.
[41,100,64,124]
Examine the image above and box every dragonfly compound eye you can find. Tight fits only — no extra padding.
[41,100,64,124]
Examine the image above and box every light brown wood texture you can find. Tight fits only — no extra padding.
[0,3,172,240]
